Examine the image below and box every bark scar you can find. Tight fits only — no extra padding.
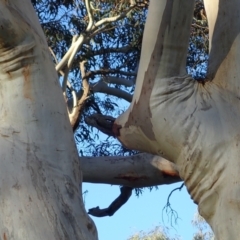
[115,173,149,182]
[23,65,32,100]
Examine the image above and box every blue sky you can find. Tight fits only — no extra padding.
[83,182,198,240]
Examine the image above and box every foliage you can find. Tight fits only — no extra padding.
[127,213,214,240]
[127,226,179,240]
[192,213,214,240]
[187,0,208,79]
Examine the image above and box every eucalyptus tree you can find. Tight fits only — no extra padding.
[0,0,222,239]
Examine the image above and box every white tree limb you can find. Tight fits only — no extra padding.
[93,5,136,30]
[85,0,94,32]
[91,81,132,102]
[68,61,90,128]
[90,46,135,56]
[81,153,181,188]
[100,76,135,87]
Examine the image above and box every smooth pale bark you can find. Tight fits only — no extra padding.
[0,1,96,239]
[114,0,240,239]
[81,153,181,188]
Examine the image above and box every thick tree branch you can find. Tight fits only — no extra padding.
[83,114,181,188]
[62,36,78,95]
[55,35,85,72]
[93,5,136,31]
[88,46,134,56]
[91,81,133,102]
[69,61,90,130]
[96,76,135,87]
[81,153,181,188]
[85,0,94,32]
[85,113,115,136]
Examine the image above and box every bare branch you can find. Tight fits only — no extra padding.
[86,69,137,79]
[130,0,136,6]
[67,77,134,111]
[93,5,136,30]
[49,46,70,99]
[68,61,90,129]
[55,2,140,75]
[66,81,77,117]
[62,36,79,95]
[56,35,85,72]
[62,67,70,95]
[85,113,115,136]
[88,186,132,217]
[48,47,58,63]
[192,23,209,31]
[162,183,185,226]
[81,153,181,188]
[68,35,85,69]
[56,3,136,73]
[88,46,134,56]
[91,81,133,102]
[55,44,74,72]
[85,0,94,32]
[88,24,119,41]
[100,76,134,87]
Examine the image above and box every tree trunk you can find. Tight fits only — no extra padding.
[0,1,97,239]
[114,0,240,239]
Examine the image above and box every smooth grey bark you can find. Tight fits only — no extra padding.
[81,153,181,188]
[114,0,240,239]
[0,1,97,239]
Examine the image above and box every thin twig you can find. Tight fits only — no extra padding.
[48,47,58,64]
[162,183,184,226]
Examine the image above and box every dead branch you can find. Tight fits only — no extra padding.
[88,186,133,217]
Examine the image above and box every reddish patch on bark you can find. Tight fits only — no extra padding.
[161,169,180,178]
[115,173,149,182]
[112,122,122,137]
[3,232,7,240]
[6,72,12,79]
[22,65,32,100]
